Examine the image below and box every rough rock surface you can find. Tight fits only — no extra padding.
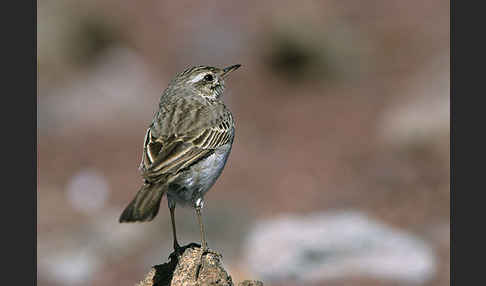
[136,244,262,286]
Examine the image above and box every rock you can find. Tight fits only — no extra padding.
[379,52,449,148]
[244,211,436,284]
[136,244,263,286]
[237,280,263,286]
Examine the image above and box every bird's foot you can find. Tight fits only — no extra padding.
[168,249,183,261]
[168,242,205,260]
[201,247,221,258]
[194,245,221,280]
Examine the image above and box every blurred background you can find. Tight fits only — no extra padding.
[37,1,449,285]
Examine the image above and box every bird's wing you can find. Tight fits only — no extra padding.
[140,107,234,182]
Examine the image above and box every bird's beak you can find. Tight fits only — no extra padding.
[221,64,241,79]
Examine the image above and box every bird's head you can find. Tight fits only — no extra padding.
[171,64,241,100]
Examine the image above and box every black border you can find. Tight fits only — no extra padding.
[3,1,36,285]
[451,0,482,284]
[34,0,38,282]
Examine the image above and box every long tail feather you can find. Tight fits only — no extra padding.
[119,183,165,223]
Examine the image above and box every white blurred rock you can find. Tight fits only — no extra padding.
[66,169,110,214]
[244,211,436,284]
[37,207,160,285]
[40,249,101,286]
[379,52,449,147]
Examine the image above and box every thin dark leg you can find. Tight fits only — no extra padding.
[194,205,207,280]
[193,199,219,280]
[169,205,181,251]
[195,206,207,251]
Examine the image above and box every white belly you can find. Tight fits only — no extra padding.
[166,142,232,207]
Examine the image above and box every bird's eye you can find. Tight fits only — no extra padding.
[203,74,214,82]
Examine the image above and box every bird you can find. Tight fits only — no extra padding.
[119,64,241,257]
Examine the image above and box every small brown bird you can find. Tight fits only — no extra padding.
[119,64,241,255]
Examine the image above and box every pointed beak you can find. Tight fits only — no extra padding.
[221,64,241,79]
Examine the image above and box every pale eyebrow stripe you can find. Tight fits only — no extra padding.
[189,73,207,83]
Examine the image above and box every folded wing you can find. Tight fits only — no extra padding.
[140,107,234,182]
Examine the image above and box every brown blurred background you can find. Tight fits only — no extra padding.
[37,1,449,285]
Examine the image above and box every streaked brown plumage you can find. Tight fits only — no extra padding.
[119,64,241,253]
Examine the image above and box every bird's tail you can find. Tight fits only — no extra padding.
[119,183,166,223]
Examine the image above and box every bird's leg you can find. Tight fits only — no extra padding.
[170,205,181,251]
[194,198,207,279]
[195,197,214,252]
[193,198,221,280]
[168,200,184,260]
[195,204,207,251]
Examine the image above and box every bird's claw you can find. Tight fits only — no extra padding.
[195,246,221,280]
